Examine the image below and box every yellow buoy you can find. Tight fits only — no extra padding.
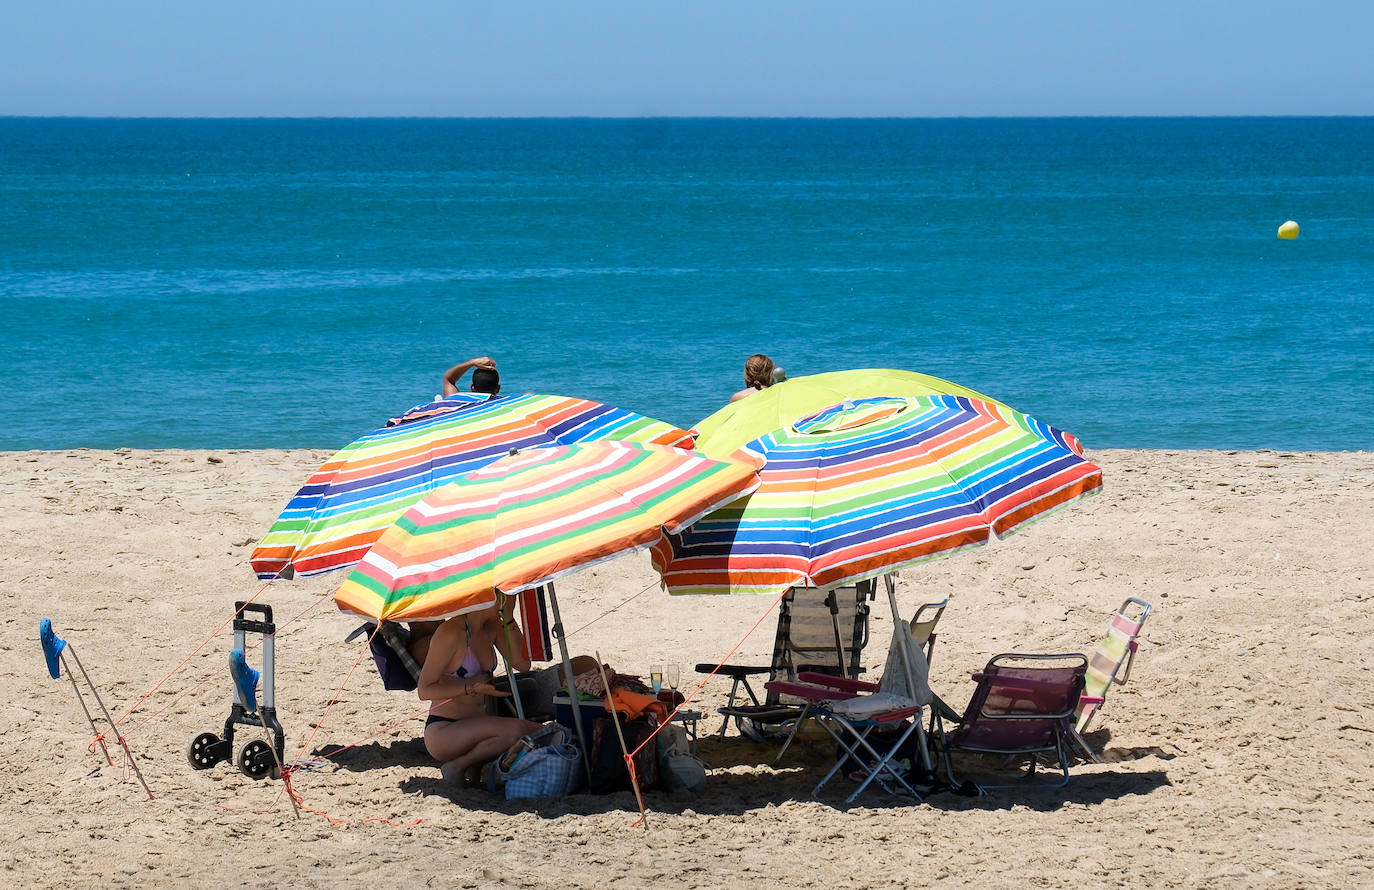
[1277,220,1300,240]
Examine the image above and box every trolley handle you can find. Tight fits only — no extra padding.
[233,601,276,635]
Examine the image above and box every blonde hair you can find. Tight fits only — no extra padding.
[743,354,777,391]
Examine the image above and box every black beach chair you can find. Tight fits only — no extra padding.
[697,579,876,758]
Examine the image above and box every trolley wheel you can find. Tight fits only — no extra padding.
[237,739,277,780]
[186,732,223,770]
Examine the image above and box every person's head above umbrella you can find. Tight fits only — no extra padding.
[731,353,784,403]
[442,355,500,397]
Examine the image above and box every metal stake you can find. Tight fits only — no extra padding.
[64,646,154,801]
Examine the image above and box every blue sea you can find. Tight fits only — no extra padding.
[1,117,1370,451]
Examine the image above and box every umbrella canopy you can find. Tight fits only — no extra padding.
[251,393,695,580]
[692,368,1000,460]
[652,394,1102,597]
[334,441,762,623]
[383,392,490,427]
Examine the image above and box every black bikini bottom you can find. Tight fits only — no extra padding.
[425,713,459,729]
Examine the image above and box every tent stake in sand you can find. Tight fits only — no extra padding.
[595,651,649,828]
[40,618,154,801]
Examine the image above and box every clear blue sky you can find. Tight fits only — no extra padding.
[4,0,1371,117]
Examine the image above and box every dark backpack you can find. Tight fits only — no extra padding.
[347,622,422,692]
[586,714,660,794]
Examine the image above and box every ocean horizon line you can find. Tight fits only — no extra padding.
[4,114,1373,122]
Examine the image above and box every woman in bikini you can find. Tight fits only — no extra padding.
[416,598,543,785]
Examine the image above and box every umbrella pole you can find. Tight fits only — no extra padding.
[883,575,917,697]
[544,582,593,786]
[494,591,527,722]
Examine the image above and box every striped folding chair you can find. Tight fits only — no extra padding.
[699,580,875,753]
[1072,597,1152,756]
[764,599,942,802]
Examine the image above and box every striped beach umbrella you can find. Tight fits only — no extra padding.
[334,442,761,623]
[652,394,1102,597]
[693,368,1001,460]
[251,393,695,580]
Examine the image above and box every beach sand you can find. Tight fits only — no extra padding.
[4,447,1373,888]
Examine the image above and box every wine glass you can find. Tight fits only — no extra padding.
[650,664,664,695]
[666,663,680,705]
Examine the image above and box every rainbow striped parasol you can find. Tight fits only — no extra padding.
[334,442,761,622]
[251,393,695,580]
[651,394,1102,596]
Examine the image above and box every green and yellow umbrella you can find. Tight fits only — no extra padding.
[693,368,999,459]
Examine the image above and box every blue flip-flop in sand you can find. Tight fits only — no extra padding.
[40,618,66,679]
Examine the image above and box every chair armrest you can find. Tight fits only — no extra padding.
[698,663,771,678]
[765,679,860,702]
[869,706,922,724]
[796,672,879,693]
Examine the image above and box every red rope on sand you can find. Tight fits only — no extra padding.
[288,626,375,766]
[627,586,788,763]
[563,580,657,640]
[213,693,435,826]
[266,698,435,826]
[108,581,273,730]
[271,626,438,825]
[121,589,336,739]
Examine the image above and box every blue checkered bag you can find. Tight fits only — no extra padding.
[501,743,582,800]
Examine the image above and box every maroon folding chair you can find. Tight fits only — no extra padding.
[939,653,1088,791]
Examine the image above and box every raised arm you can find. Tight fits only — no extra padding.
[441,356,496,396]
[493,595,532,673]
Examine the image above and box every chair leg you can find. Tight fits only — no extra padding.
[714,675,761,738]
[1067,726,1100,763]
[931,711,977,795]
[844,721,923,803]
[771,702,813,763]
[806,715,923,802]
[808,716,855,797]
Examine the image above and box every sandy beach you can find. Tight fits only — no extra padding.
[4,446,1373,889]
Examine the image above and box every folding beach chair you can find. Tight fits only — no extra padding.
[939,652,1088,791]
[697,580,874,751]
[345,620,423,691]
[758,592,957,767]
[1074,597,1152,754]
[764,603,939,802]
[907,599,963,726]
